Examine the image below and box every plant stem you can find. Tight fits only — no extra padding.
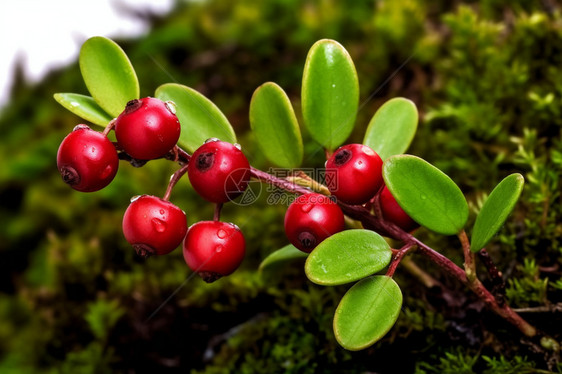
[386,243,415,277]
[459,230,477,282]
[163,163,189,201]
[214,203,223,221]
[166,145,538,338]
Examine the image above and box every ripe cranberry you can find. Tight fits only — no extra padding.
[183,221,246,282]
[325,144,384,205]
[187,139,251,203]
[284,193,345,253]
[56,125,119,192]
[122,195,188,257]
[114,97,180,160]
[380,185,419,232]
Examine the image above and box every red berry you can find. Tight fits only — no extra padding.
[325,144,383,205]
[380,185,419,232]
[56,125,119,192]
[183,221,246,282]
[284,193,345,253]
[187,140,251,203]
[114,97,180,160]
[122,195,188,257]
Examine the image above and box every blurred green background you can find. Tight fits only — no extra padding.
[1,0,561,372]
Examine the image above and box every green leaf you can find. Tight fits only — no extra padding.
[305,230,392,286]
[363,97,418,160]
[79,36,139,117]
[155,83,236,152]
[259,244,308,273]
[250,82,303,168]
[301,39,359,151]
[334,275,402,351]
[383,155,468,235]
[470,173,524,252]
[53,93,113,127]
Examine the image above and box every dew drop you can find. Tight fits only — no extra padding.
[215,245,223,253]
[100,164,113,179]
[159,209,165,215]
[234,143,242,150]
[205,137,221,144]
[152,218,166,233]
[217,229,227,239]
[164,100,177,114]
[130,195,142,203]
[229,222,241,231]
[301,204,313,213]
[73,124,90,131]
[420,194,427,200]
[362,146,375,156]
[332,84,336,88]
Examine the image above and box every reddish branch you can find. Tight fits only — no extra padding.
[159,144,538,339]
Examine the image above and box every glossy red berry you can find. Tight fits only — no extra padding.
[325,144,384,205]
[187,140,251,203]
[114,97,180,160]
[56,125,119,192]
[183,221,246,282]
[380,185,419,232]
[122,195,188,257]
[284,193,345,253]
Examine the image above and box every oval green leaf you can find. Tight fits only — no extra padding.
[54,93,113,127]
[79,36,139,117]
[363,97,418,160]
[334,275,402,351]
[250,82,303,168]
[301,39,359,151]
[259,244,308,273]
[383,155,468,235]
[470,173,524,252]
[305,230,392,286]
[155,83,236,152]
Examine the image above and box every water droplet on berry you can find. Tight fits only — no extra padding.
[73,124,90,131]
[234,143,242,150]
[152,218,166,233]
[215,245,223,253]
[301,204,313,213]
[130,195,142,203]
[164,100,177,114]
[205,137,221,143]
[362,146,375,156]
[217,229,227,239]
[229,222,241,231]
[100,164,113,179]
[159,209,165,215]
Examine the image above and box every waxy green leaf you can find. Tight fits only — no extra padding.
[155,83,236,152]
[305,230,392,286]
[334,276,402,351]
[363,97,418,160]
[53,93,113,127]
[470,173,524,252]
[383,155,468,235]
[259,244,308,273]
[302,39,359,151]
[250,82,303,168]
[79,36,139,117]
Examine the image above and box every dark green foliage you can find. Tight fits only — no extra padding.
[1,0,561,372]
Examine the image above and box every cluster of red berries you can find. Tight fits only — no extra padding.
[56,97,250,282]
[57,97,418,280]
[284,143,418,253]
